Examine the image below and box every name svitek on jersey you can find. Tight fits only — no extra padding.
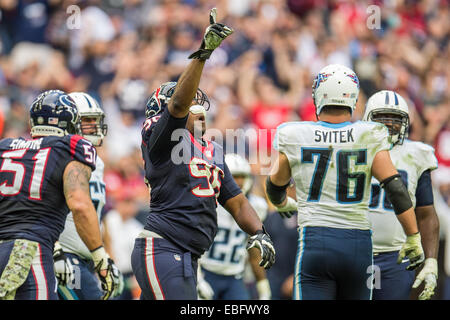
[314,128,354,143]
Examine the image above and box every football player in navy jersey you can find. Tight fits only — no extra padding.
[131,8,276,300]
[0,90,115,300]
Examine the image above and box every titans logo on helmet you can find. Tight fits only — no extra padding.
[346,74,360,88]
[313,73,331,90]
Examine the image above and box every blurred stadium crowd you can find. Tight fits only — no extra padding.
[0,0,448,299]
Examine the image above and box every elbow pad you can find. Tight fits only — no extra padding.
[265,177,289,205]
[380,174,413,215]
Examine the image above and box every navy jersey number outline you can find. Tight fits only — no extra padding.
[301,147,367,203]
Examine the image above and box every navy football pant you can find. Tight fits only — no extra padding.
[131,237,198,300]
[293,226,373,300]
[57,252,102,300]
[372,251,414,300]
[202,267,250,300]
[0,239,57,300]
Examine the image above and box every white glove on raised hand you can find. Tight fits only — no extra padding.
[91,246,116,300]
[397,233,425,271]
[256,279,271,300]
[53,241,75,287]
[275,197,297,219]
[197,268,214,300]
[188,8,234,60]
[412,258,438,300]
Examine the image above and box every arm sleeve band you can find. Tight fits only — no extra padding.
[265,177,289,205]
[415,169,434,207]
[380,174,413,215]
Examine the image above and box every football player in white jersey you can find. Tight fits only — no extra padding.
[197,155,271,299]
[54,92,124,300]
[266,64,425,300]
[363,90,439,300]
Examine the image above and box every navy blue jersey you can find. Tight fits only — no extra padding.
[0,135,96,250]
[141,109,241,257]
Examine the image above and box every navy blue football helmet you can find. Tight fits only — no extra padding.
[145,81,210,119]
[30,90,80,137]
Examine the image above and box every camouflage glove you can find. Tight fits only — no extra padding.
[91,246,116,300]
[188,8,234,60]
[397,232,425,271]
[412,258,438,300]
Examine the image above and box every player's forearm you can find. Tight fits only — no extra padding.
[72,204,103,251]
[396,208,419,236]
[225,194,263,235]
[416,205,440,259]
[168,59,206,118]
[63,161,102,250]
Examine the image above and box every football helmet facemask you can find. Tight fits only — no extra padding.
[363,90,410,146]
[145,82,210,119]
[68,92,108,146]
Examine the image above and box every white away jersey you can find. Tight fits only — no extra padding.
[369,140,438,253]
[274,120,392,230]
[200,194,268,276]
[59,156,106,260]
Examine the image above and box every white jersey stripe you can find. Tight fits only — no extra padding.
[293,227,306,300]
[144,238,165,300]
[31,244,48,300]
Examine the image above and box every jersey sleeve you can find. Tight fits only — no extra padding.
[218,162,242,206]
[415,169,434,207]
[142,108,188,166]
[273,122,301,167]
[65,135,97,171]
[414,142,438,177]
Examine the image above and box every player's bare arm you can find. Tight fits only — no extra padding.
[168,8,233,119]
[223,193,263,235]
[416,205,439,259]
[63,160,102,251]
[168,60,206,118]
[63,160,116,298]
[224,193,276,269]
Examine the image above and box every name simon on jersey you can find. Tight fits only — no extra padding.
[10,138,43,150]
[314,128,354,143]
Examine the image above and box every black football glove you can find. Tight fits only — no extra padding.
[188,8,234,60]
[246,226,276,269]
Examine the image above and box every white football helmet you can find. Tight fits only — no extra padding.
[224,153,253,194]
[363,90,410,145]
[68,92,108,146]
[312,64,360,116]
